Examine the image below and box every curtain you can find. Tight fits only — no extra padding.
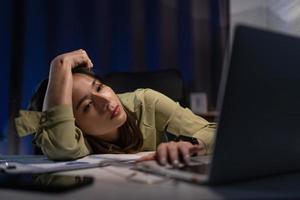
[0,0,229,154]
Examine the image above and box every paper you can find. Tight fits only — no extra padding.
[0,152,155,174]
[0,156,101,174]
[88,151,154,162]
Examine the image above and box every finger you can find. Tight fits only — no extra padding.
[75,49,93,68]
[88,59,93,68]
[189,145,206,156]
[156,143,168,166]
[79,49,93,68]
[59,49,87,60]
[178,143,192,165]
[63,49,93,69]
[71,52,92,69]
[167,142,180,167]
[135,153,156,163]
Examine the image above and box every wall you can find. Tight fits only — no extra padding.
[231,0,300,36]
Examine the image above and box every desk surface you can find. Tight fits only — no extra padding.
[1,164,300,200]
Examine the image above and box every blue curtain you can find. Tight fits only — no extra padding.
[0,0,229,154]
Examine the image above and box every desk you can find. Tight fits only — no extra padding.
[1,164,300,199]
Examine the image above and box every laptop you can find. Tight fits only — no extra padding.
[136,25,300,185]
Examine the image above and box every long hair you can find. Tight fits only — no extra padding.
[29,66,144,154]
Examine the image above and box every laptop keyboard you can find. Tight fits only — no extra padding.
[136,155,212,182]
[176,163,210,174]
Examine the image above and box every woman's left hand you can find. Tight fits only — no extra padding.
[155,141,206,167]
[137,140,206,167]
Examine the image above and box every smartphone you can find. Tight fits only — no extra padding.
[0,173,94,193]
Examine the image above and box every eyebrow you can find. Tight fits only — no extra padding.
[76,79,97,111]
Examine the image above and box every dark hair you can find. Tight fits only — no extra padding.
[29,66,143,154]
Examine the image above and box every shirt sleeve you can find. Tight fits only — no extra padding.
[15,105,91,160]
[142,89,216,154]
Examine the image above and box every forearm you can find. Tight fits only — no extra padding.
[43,64,73,111]
[42,49,93,111]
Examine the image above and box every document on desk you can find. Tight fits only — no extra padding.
[0,152,154,174]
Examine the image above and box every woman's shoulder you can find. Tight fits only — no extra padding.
[117,88,162,111]
[118,88,161,103]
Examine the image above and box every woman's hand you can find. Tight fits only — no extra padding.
[50,49,93,72]
[138,140,206,167]
[43,49,93,110]
[155,141,206,167]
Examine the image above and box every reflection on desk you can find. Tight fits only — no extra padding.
[0,173,94,192]
[1,155,300,199]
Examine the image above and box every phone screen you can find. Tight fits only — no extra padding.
[0,173,94,192]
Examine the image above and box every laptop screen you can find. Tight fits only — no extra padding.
[209,25,300,184]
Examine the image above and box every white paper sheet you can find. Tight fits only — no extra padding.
[0,152,155,174]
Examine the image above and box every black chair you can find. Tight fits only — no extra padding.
[103,69,187,107]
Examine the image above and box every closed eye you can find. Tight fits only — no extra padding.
[96,83,104,92]
[83,101,93,113]
[96,85,101,92]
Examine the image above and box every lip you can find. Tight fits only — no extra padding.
[110,105,120,119]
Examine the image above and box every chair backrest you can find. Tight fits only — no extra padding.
[103,69,186,106]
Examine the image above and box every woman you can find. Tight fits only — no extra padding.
[15,49,216,166]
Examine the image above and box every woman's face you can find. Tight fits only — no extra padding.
[72,73,127,142]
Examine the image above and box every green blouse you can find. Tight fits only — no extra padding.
[15,89,216,160]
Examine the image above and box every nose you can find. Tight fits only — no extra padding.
[91,92,110,112]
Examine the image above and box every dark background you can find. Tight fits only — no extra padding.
[0,0,229,154]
